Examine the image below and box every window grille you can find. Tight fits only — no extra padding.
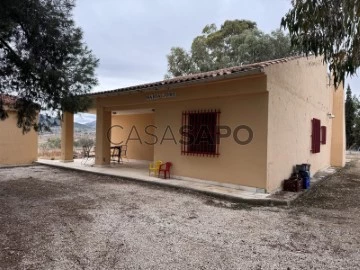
[181,110,220,157]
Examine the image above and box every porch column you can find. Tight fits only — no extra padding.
[95,106,111,165]
[60,111,74,162]
[331,83,346,167]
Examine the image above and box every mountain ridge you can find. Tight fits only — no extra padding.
[39,114,95,131]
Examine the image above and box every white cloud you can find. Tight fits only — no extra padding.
[74,113,96,124]
[74,0,360,95]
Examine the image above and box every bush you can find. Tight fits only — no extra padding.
[74,137,94,148]
[46,137,61,149]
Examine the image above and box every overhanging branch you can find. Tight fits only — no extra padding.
[0,37,39,83]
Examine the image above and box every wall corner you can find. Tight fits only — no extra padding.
[330,83,346,167]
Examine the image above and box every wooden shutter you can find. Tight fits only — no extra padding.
[311,118,321,153]
[321,126,327,144]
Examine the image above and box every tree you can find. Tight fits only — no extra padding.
[165,47,196,78]
[0,0,98,132]
[281,0,360,86]
[165,20,295,78]
[74,137,94,148]
[345,85,356,148]
[352,95,360,148]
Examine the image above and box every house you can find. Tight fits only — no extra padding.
[0,95,38,165]
[60,56,345,193]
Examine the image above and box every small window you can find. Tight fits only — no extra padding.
[311,118,321,153]
[181,110,220,157]
[321,126,327,144]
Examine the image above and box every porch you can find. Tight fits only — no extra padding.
[60,107,156,166]
[36,158,278,204]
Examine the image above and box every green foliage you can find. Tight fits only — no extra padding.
[345,85,360,149]
[42,137,61,150]
[165,48,196,78]
[345,85,356,148]
[352,96,360,148]
[281,0,360,87]
[74,137,94,148]
[0,0,99,132]
[165,20,295,78]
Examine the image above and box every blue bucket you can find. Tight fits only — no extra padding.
[303,177,310,189]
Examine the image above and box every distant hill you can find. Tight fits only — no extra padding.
[39,114,95,133]
[74,122,95,131]
[84,120,96,128]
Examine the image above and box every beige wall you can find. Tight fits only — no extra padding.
[0,111,38,165]
[154,92,268,189]
[331,82,346,167]
[111,113,155,161]
[92,58,345,192]
[265,57,341,192]
[95,76,269,189]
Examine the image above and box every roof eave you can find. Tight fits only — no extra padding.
[88,67,264,98]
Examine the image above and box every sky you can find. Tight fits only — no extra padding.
[72,0,360,123]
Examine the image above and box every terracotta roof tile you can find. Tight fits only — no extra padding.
[0,94,17,106]
[89,55,303,96]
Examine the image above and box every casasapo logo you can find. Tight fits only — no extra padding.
[107,125,253,146]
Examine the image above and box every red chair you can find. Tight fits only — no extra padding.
[158,162,172,179]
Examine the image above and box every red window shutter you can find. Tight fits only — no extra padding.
[311,118,321,153]
[321,126,327,144]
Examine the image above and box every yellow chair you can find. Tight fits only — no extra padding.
[149,160,162,176]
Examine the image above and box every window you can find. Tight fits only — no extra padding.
[311,118,321,153]
[181,110,220,157]
[321,126,327,144]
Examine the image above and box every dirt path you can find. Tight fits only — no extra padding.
[0,162,359,269]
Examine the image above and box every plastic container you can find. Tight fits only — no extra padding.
[302,177,310,189]
[302,163,311,171]
[296,163,311,172]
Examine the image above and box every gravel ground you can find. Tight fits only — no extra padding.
[0,162,360,270]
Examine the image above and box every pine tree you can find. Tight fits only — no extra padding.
[352,95,360,148]
[345,85,356,148]
[0,0,98,132]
